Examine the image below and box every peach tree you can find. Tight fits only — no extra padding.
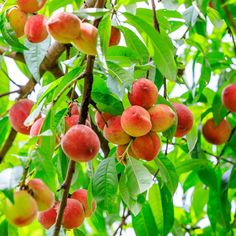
[0,0,236,235]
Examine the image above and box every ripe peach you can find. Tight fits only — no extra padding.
[131,132,161,161]
[121,105,152,137]
[38,203,57,229]
[65,115,91,131]
[71,189,96,217]
[61,124,100,162]
[109,26,121,46]
[24,15,48,43]
[116,144,137,162]
[128,78,158,109]
[61,199,85,229]
[73,22,97,56]
[30,117,44,136]
[17,0,47,13]
[103,116,131,145]
[69,102,79,115]
[9,99,34,134]
[222,83,236,112]
[7,7,27,38]
[172,103,193,137]
[148,104,176,132]
[202,118,231,145]
[95,111,113,130]
[4,190,38,227]
[47,12,81,43]
[28,178,54,211]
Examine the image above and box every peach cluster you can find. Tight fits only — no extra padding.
[201,83,235,145]
[7,0,48,43]
[95,78,194,162]
[38,189,96,229]
[4,179,54,227]
[47,12,121,55]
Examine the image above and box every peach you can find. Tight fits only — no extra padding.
[148,104,176,132]
[131,132,161,161]
[70,102,79,115]
[65,115,91,131]
[17,0,47,13]
[9,99,34,134]
[128,78,158,109]
[61,124,100,162]
[202,118,231,145]
[103,116,131,145]
[4,190,38,227]
[28,178,54,211]
[24,15,48,43]
[30,117,44,136]
[109,26,121,46]
[95,111,113,130]
[116,144,137,162]
[38,203,57,229]
[172,103,193,137]
[71,189,96,217]
[7,7,28,38]
[47,12,81,43]
[222,83,236,112]
[121,105,152,137]
[73,22,97,56]
[61,199,85,229]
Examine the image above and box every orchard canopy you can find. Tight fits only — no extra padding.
[0,0,236,235]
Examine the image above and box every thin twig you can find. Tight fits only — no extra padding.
[151,0,160,33]
[113,210,130,236]
[0,89,21,98]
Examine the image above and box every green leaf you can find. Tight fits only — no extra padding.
[119,173,142,216]
[24,37,51,81]
[92,157,118,212]
[183,5,199,27]
[155,153,178,195]
[125,157,153,196]
[212,93,228,125]
[0,166,23,191]
[124,13,177,81]
[107,61,134,100]
[121,26,149,65]
[73,229,86,236]
[132,203,159,236]
[0,117,11,150]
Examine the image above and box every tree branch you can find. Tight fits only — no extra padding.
[53,1,106,235]
[0,42,66,163]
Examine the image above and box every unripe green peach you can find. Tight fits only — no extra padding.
[4,191,38,227]
[30,117,44,136]
[24,15,48,43]
[103,116,131,145]
[73,22,97,56]
[148,104,176,132]
[38,203,57,229]
[131,132,161,161]
[121,105,152,137]
[47,12,81,43]
[61,124,100,162]
[7,7,28,38]
[95,111,113,130]
[128,78,158,109]
[9,99,34,135]
[61,199,85,229]
[17,0,47,13]
[222,83,236,112]
[109,26,121,46]
[71,189,96,217]
[202,118,231,145]
[172,103,193,137]
[28,178,54,211]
